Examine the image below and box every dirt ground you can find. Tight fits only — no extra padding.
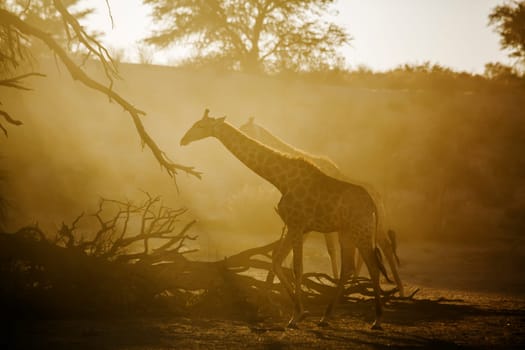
[3,240,525,349]
[4,288,524,349]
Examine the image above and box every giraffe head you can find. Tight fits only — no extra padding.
[239,116,258,137]
[180,108,226,146]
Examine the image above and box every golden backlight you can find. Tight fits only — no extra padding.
[2,0,524,347]
[82,0,510,72]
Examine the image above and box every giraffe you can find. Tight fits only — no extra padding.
[240,117,404,297]
[180,109,390,330]
[240,117,340,278]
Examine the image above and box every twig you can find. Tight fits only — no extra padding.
[0,72,46,136]
[104,0,115,29]
[0,72,46,90]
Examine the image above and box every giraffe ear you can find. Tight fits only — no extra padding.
[216,116,226,123]
[248,116,254,124]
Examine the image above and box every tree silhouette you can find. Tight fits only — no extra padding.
[489,1,525,63]
[484,61,521,81]
[144,0,350,73]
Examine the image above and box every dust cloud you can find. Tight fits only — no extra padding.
[2,59,525,259]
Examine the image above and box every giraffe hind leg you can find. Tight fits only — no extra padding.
[324,232,340,279]
[272,234,295,302]
[359,245,384,330]
[355,249,364,277]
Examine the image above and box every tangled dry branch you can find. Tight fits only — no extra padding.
[54,193,197,263]
[0,192,409,319]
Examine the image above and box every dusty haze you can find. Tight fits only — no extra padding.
[3,60,525,264]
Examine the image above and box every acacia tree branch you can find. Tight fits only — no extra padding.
[103,0,115,29]
[53,0,119,85]
[0,65,46,137]
[0,8,202,180]
[0,24,29,69]
[0,108,24,136]
[0,110,22,126]
[0,72,46,90]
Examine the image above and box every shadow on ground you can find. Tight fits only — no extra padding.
[4,290,523,349]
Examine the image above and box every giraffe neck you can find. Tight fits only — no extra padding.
[249,123,347,180]
[213,122,293,193]
[252,125,304,158]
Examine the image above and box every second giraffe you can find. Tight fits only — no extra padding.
[240,117,404,297]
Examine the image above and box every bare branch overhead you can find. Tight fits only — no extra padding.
[0,2,201,180]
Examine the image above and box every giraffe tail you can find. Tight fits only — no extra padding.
[372,202,392,283]
[387,229,401,266]
[374,247,393,284]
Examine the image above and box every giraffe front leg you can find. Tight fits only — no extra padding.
[319,232,354,327]
[287,233,307,328]
[272,235,295,308]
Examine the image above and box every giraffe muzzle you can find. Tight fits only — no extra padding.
[180,135,190,146]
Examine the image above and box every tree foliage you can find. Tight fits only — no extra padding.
[484,61,522,81]
[489,0,525,62]
[3,0,95,51]
[144,0,350,73]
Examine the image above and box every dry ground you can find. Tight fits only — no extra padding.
[3,241,525,349]
[3,288,524,349]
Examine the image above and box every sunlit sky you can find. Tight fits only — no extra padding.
[82,0,511,73]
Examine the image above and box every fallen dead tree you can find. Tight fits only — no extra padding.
[0,194,403,321]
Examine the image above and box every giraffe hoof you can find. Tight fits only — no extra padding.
[298,310,310,321]
[286,320,299,329]
[287,310,308,328]
[318,320,330,328]
[371,322,383,331]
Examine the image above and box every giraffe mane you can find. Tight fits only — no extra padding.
[235,121,329,176]
[243,120,340,174]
